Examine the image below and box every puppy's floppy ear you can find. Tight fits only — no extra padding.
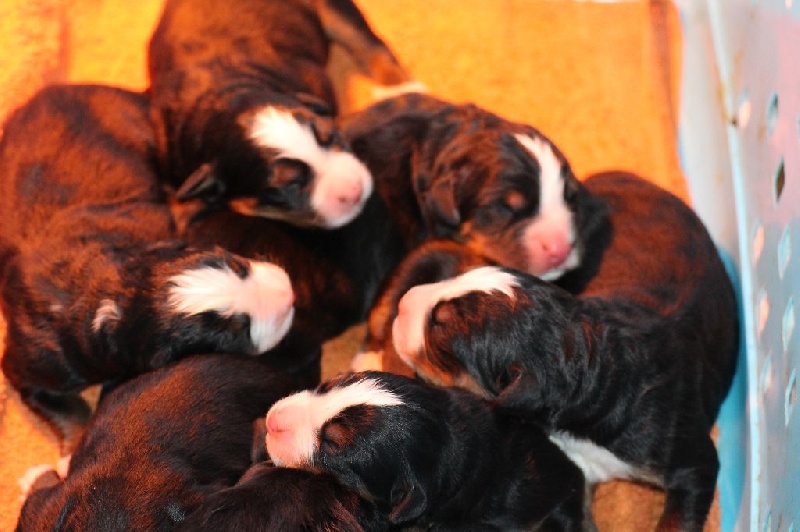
[174,162,225,202]
[388,477,428,525]
[494,363,541,413]
[411,151,460,238]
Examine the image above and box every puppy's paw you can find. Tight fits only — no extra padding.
[370,81,427,103]
[350,350,384,372]
[166,253,295,353]
[19,464,60,500]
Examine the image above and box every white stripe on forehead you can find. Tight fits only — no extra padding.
[315,377,404,419]
[513,134,565,216]
[249,107,323,163]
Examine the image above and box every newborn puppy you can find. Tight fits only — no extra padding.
[148,0,418,228]
[177,463,389,531]
[265,371,587,531]
[341,92,597,279]
[16,354,302,531]
[341,93,606,372]
[391,171,740,531]
[0,84,295,453]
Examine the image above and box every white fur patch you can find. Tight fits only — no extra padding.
[513,134,579,281]
[392,266,520,362]
[167,260,295,353]
[266,377,403,468]
[370,80,428,102]
[18,464,56,500]
[548,432,655,485]
[248,107,373,228]
[92,299,121,332]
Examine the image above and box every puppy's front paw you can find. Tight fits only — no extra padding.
[370,81,427,103]
[19,464,60,501]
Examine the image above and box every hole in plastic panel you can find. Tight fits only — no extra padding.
[737,90,751,129]
[786,369,797,427]
[758,288,770,335]
[767,92,779,137]
[778,226,792,279]
[784,297,795,352]
[761,351,773,397]
[754,223,765,263]
[774,158,786,203]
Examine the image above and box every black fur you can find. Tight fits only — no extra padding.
[268,371,587,531]
[15,354,301,531]
[177,463,389,531]
[148,0,412,225]
[0,85,297,453]
[395,172,739,530]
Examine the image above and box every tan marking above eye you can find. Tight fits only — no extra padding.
[320,421,350,452]
[504,190,526,212]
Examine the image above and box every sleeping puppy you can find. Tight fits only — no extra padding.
[391,172,740,531]
[265,371,588,531]
[342,93,608,371]
[0,84,296,453]
[177,463,389,531]
[148,0,419,228]
[176,194,407,357]
[16,354,302,531]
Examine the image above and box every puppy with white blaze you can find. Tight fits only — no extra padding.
[265,371,589,531]
[391,172,740,531]
[343,92,609,373]
[0,84,296,454]
[148,0,419,228]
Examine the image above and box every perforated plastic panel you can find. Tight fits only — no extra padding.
[677,1,800,530]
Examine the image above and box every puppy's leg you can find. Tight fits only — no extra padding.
[19,464,61,501]
[316,0,422,90]
[657,432,719,532]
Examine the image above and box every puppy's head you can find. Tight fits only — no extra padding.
[265,371,456,526]
[390,266,525,396]
[412,107,598,280]
[177,100,373,229]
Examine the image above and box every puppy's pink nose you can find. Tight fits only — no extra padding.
[266,409,290,435]
[334,178,363,207]
[541,239,571,267]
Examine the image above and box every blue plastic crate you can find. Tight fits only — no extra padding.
[677,1,800,530]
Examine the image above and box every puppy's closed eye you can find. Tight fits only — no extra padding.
[430,300,457,327]
[319,418,354,455]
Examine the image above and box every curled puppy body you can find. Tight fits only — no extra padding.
[0,85,296,453]
[265,371,588,531]
[148,0,418,228]
[340,93,606,372]
[177,463,389,532]
[16,354,302,532]
[391,172,740,531]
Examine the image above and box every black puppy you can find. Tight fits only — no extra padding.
[342,93,606,372]
[0,85,296,453]
[177,462,389,531]
[391,172,740,530]
[148,0,419,228]
[265,371,588,531]
[16,354,302,531]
